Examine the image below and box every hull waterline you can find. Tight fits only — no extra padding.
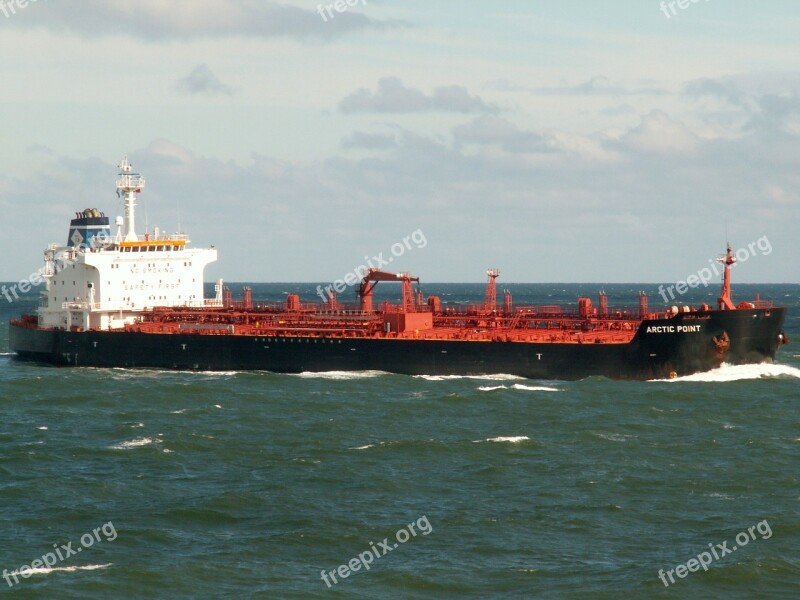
[10,307,788,380]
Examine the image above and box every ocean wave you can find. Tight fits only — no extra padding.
[704,492,735,500]
[197,371,241,376]
[416,374,526,382]
[108,368,241,378]
[348,439,443,450]
[477,384,559,392]
[294,370,389,380]
[109,437,161,450]
[593,432,635,442]
[657,362,800,383]
[108,367,179,377]
[19,563,112,576]
[473,436,530,444]
[512,384,560,392]
[348,441,396,450]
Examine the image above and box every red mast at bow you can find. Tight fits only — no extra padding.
[717,244,737,310]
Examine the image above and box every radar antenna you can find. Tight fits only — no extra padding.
[116,157,145,242]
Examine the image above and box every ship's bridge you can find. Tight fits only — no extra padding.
[118,233,190,253]
[36,158,218,332]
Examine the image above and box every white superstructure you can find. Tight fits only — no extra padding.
[38,158,221,331]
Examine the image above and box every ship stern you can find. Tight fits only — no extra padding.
[9,317,59,363]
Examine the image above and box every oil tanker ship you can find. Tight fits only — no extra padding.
[9,159,789,380]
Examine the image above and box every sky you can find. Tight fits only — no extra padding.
[0,0,798,285]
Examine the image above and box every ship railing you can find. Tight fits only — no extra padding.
[382,305,426,314]
[280,305,381,318]
[440,304,567,315]
[438,304,667,320]
[309,310,381,319]
[117,174,145,189]
[306,302,361,312]
[178,323,235,333]
[49,248,83,262]
[752,299,774,309]
[513,305,565,315]
[62,301,103,310]
[127,233,190,242]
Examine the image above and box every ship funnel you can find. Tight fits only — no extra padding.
[67,208,110,249]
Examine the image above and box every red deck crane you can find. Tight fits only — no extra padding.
[358,269,420,313]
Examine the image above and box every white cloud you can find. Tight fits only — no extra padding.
[1,4,798,284]
[340,78,498,114]
[176,65,235,96]
[622,110,699,155]
[452,116,549,153]
[537,76,670,97]
[8,0,405,41]
[342,132,398,150]
[5,100,797,283]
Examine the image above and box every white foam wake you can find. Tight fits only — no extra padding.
[109,368,240,377]
[477,384,560,392]
[16,563,112,576]
[512,384,560,392]
[473,436,530,444]
[416,374,526,382]
[109,437,161,450]
[593,432,635,442]
[294,370,389,380]
[658,362,800,383]
[197,371,241,376]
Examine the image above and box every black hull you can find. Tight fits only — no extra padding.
[9,308,787,380]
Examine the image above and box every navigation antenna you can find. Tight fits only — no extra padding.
[116,157,145,242]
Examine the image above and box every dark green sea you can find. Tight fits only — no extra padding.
[1,283,798,599]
